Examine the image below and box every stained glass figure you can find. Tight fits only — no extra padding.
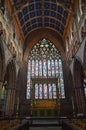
[52,83,57,99]
[32,60,35,77]
[35,84,39,99]
[35,60,39,76]
[55,60,59,77]
[48,60,51,77]
[43,83,48,99]
[48,84,52,99]
[39,60,42,76]
[43,59,47,77]
[51,59,55,76]
[39,84,43,99]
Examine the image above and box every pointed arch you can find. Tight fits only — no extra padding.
[26,38,65,100]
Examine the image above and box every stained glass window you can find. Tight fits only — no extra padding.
[27,38,65,99]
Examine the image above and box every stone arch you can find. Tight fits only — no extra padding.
[73,57,85,115]
[23,28,65,62]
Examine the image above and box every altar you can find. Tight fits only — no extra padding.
[30,78,60,117]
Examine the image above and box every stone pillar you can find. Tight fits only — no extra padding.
[0,81,3,98]
[5,88,15,117]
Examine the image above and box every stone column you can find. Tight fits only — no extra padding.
[5,88,15,117]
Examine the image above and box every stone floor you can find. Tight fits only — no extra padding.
[29,119,62,130]
[30,126,62,130]
[32,119,59,124]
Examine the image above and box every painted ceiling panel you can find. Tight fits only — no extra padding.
[9,0,72,38]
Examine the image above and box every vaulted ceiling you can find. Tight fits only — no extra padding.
[7,0,74,43]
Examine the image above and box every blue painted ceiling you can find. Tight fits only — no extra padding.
[12,0,72,38]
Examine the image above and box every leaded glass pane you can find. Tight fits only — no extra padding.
[35,60,39,76]
[43,83,48,99]
[27,89,30,99]
[39,60,42,76]
[35,84,39,99]
[48,60,51,77]
[48,84,52,99]
[27,60,31,76]
[55,60,59,77]
[60,85,65,98]
[43,59,47,77]
[51,59,55,76]
[39,84,43,99]
[27,60,31,99]
[52,83,57,99]
[32,60,35,77]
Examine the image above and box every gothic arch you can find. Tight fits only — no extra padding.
[23,28,66,62]
[25,38,66,116]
